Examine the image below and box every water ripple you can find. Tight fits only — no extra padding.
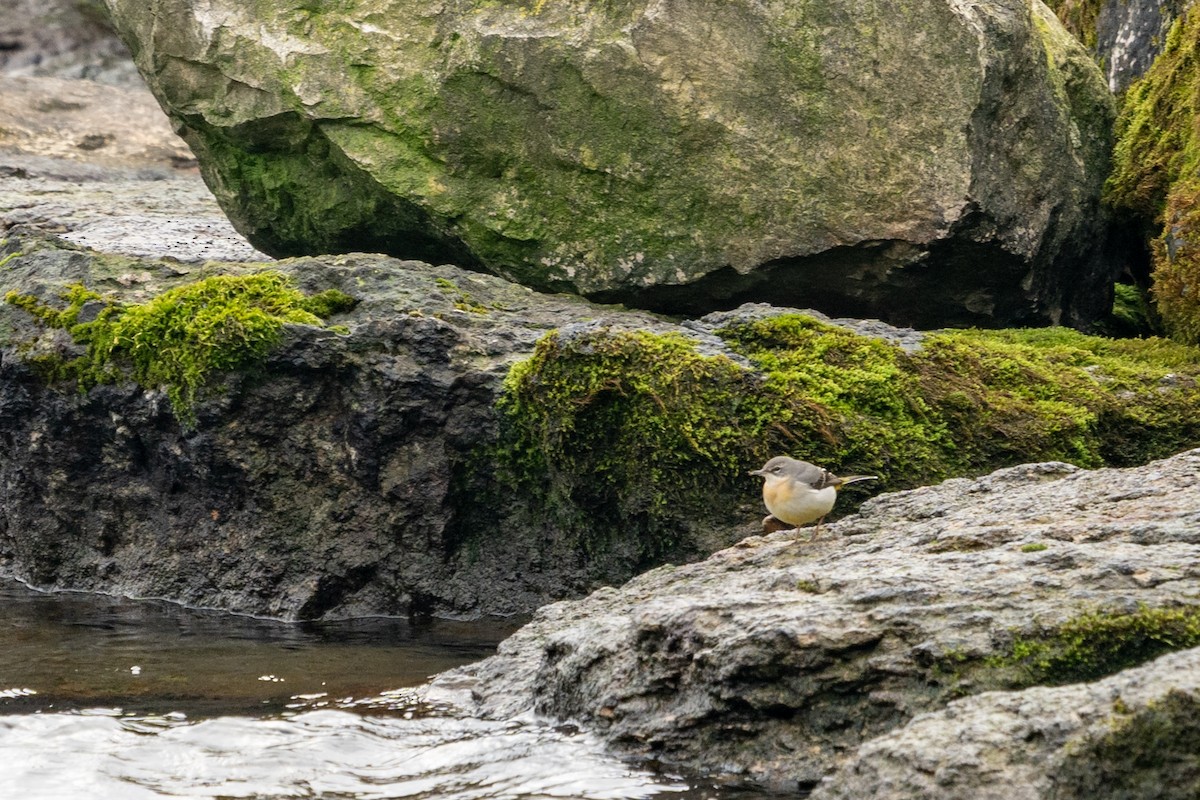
[0,708,688,800]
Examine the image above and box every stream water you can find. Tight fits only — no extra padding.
[0,579,768,800]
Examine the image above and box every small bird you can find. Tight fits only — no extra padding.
[749,456,877,535]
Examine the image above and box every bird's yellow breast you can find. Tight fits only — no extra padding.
[762,475,837,527]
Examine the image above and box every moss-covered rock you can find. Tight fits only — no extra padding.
[102,0,1118,327]
[1044,0,1184,92]
[3,236,1198,621]
[988,604,1200,687]
[1106,10,1200,344]
[492,313,1200,547]
[5,272,355,424]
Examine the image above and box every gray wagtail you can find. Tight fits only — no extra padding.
[749,456,877,535]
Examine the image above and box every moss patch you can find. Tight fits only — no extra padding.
[989,605,1200,687]
[5,272,355,425]
[1042,0,1104,50]
[493,328,807,558]
[491,314,1200,555]
[1105,12,1200,218]
[1152,176,1200,343]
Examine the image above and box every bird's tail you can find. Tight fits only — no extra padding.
[834,475,877,487]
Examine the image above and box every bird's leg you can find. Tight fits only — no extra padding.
[810,516,827,540]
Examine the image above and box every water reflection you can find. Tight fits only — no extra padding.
[0,579,514,717]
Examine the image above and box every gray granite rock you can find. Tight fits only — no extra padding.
[0,75,267,263]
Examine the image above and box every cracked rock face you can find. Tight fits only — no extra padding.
[102,0,1118,327]
[1090,0,1185,93]
[432,449,1200,791]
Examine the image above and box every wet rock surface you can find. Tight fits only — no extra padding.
[432,449,1200,791]
[0,240,705,620]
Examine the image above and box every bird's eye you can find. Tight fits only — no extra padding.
[770,466,781,473]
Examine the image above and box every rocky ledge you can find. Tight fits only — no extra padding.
[429,448,1200,793]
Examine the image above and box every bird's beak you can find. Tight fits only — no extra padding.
[748,469,765,477]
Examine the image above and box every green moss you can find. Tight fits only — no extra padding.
[1055,691,1200,799]
[5,272,353,426]
[717,315,958,485]
[915,327,1200,467]
[1105,10,1200,343]
[1106,282,1155,337]
[4,283,99,329]
[1021,542,1050,552]
[1106,11,1200,218]
[1152,176,1200,343]
[494,328,801,548]
[989,605,1200,687]
[490,313,1200,557]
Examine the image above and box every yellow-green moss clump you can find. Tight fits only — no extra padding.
[5,272,355,425]
[989,605,1200,687]
[1106,10,1200,343]
[494,314,1200,547]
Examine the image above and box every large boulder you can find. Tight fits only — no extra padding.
[102,0,1117,327]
